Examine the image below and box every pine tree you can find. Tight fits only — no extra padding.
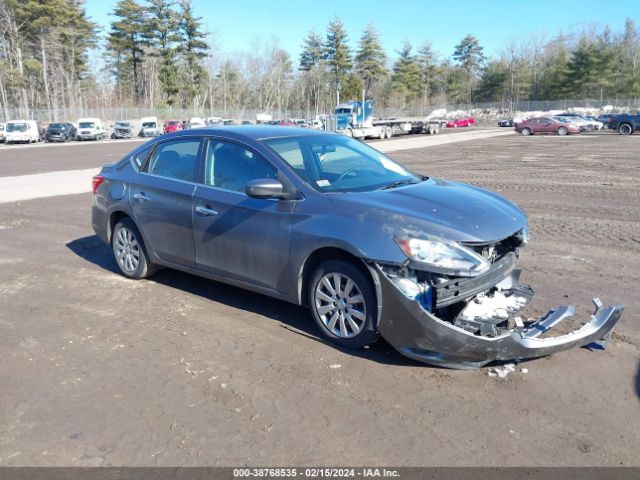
[538,35,570,100]
[391,41,421,103]
[299,30,324,71]
[620,18,640,97]
[324,17,352,98]
[453,35,485,75]
[355,23,387,92]
[565,39,603,98]
[475,60,509,101]
[416,41,436,105]
[145,0,182,106]
[108,0,148,102]
[178,0,208,107]
[453,35,484,102]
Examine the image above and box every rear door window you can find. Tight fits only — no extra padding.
[146,139,202,182]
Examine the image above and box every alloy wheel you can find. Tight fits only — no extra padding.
[114,226,141,273]
[314,272,367,338]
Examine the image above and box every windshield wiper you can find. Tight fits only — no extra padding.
[378,179,419,190]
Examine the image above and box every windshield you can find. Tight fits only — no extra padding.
[116,122,131,128]
[264,135,420,193]
[335,108,353,115]
[7,123,27,132]
[48,123,66,130]
[79,122,95,129]
[142,122,156,128]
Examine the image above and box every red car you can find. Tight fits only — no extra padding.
[515,117,579,136]
[163,120,183,134]
[446,117,475,128]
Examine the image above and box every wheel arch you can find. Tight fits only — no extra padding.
[618,122,634,134]
[108,210,149,251]
[297,246,383,327]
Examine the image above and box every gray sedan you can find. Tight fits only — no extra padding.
[91,126,623,368]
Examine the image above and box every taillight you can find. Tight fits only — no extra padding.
[92,175,104,194]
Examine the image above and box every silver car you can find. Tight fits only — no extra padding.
[91,126,623,368]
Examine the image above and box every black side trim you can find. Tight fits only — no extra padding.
[433,252,517,308]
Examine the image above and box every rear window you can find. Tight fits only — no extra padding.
[130,145,153,171]
[146,139,201,182]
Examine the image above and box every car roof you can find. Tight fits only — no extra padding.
[169,125,331,141]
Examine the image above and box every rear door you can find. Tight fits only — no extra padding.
[192,138,296,292]
[130,137,203,268]
[540,118,556,133]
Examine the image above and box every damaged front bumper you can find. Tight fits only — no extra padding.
[375,264,624,368]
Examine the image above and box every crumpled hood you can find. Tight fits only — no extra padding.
[331,178,527,243]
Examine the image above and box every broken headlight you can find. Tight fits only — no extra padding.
[395,236,491,277]
[514,225,529,247]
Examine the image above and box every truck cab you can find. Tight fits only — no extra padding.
[5,120,41,144]
[139,116,160,137]
[77,118,106,141]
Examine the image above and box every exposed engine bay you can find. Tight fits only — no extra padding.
[381,230,533,338]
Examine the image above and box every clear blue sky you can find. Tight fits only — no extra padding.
[86,0,639,63]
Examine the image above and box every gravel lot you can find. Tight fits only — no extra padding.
[0,131,638,466]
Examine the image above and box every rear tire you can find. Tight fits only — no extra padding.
[618,123,633,135]
[112,218,159,279]
[308,259,379,349]
[521,127,531,136]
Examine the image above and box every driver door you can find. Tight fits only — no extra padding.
[192,139,296,293]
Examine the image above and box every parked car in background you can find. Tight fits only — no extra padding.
[112,121,133,139]
[594,114,613,127]
[497,119,514,127]
[139,116,160,137]
[608,113,640,135]
[45,122,76,142]
[515,117,579,136]
[77,118,107,141]
[446,117,475,128]
[188,117,206,129]
[163,120,183,134]
[278,119,296,126]
[556,113,603,131]
[4,120,41,144]
[0,123,5,143]
[91,126,622,368]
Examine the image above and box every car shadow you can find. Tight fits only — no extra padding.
[636,359,640,401]
[66,235,424,368]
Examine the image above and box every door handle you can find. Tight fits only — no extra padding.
[195,206,219,216]
[133,193,150,202]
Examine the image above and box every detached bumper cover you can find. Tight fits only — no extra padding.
[375,265,624,368]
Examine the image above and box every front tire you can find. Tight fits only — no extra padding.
[558,126,568,136]
[308,259,379,349]
[112,219,158,279]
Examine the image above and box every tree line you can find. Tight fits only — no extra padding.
[1,0,639,121]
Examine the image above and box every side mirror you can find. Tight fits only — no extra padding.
[245,178,284,199]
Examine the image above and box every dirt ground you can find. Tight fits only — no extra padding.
[0,132,638,467]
